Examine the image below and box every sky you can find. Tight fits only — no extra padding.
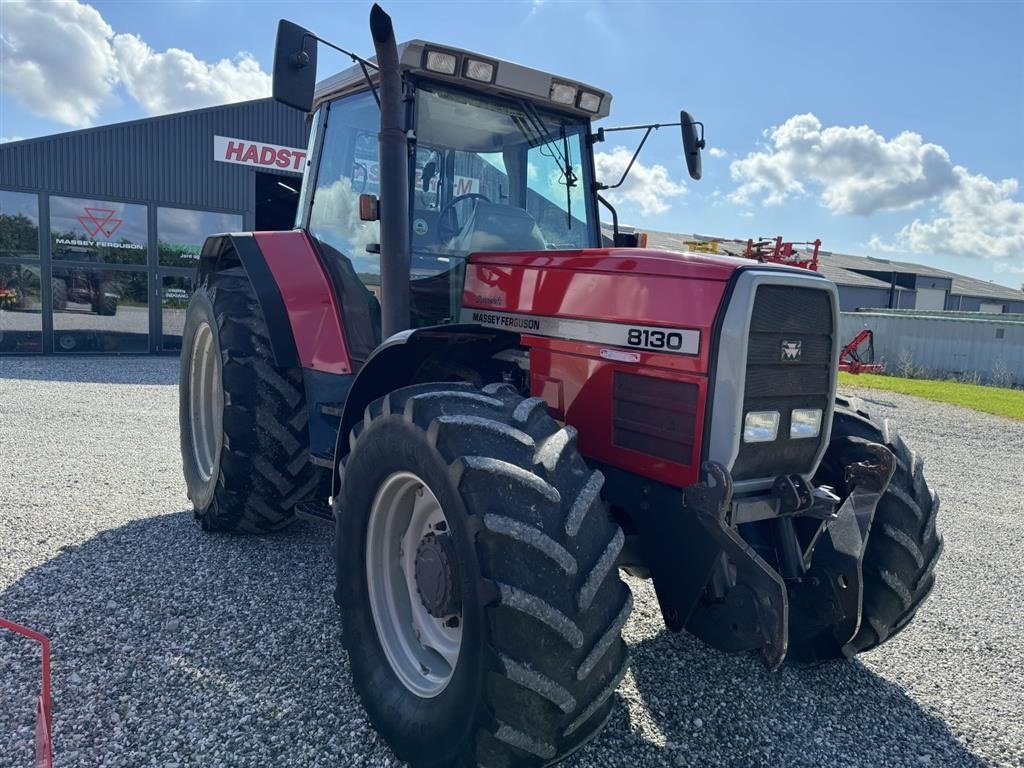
[2,0,1022,288]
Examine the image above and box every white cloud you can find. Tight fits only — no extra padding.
[1,136,26,144]
[0,0,119,127]
[113,34,269,115]
[0,0,270,128]
[729,113,957,214]
[708,147,728,158]
[994,262,1024,276]
[896,169,1024,260]
[595,147,686,216]
[731,112,1024,264]
[867,235,903,254]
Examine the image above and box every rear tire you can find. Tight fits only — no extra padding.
[336,382,632,767]
[810,395,943,655]
[179,266,328,533]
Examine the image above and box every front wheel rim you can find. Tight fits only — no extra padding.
[188,321,223,483]
[366,471,463,698]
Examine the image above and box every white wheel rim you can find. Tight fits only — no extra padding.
[188,321,223,482]
[366,471,463,698]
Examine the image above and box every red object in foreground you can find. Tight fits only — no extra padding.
[0,619,52,768]
[839,329,885,374]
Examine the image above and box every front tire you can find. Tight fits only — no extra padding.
[179,266,328,533]
[810,395,943,655]
[337,382,632,767]
[51,278,67,311]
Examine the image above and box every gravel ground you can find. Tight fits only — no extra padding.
[1,357,1021,767]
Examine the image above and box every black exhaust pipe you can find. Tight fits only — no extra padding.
[369,4,410,338]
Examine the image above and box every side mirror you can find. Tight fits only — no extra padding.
[273,20,318,112]
[680,110,705,181]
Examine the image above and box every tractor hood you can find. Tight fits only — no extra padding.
[461,247,823,359]
[466,247,785,282]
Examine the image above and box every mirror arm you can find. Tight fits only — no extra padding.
[595,125,655,191]
[301,32,381,107]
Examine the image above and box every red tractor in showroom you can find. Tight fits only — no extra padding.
[179,7,942,766]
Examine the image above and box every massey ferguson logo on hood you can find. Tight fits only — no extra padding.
[781,340,802,361]
[214,136,307,174]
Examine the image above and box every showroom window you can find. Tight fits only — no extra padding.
[49,195,148,265]
[49,196,149,353]
[0,263,43,353]
[0,190,40,259]
[0,190,42,352]
[160,275,195,352]
[157,207,243,268]
[51,266,149,353]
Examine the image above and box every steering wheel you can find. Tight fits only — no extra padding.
[438,192,492,241]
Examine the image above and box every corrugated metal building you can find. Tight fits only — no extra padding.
[0,98,307,355]
[841,310,1024,386]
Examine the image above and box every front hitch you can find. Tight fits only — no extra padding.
[787,441,896,661]
[679,443,895,668]
[682,462,789,669]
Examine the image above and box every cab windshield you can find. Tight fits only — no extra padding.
[411,83,596,256]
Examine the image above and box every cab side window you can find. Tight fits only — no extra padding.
[308,90,382,362]
[309,90,382,295]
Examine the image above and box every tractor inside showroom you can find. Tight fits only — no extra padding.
[178,6,942,766]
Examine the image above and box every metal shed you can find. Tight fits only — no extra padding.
[841,310,1024,386]
[0,98,308,355]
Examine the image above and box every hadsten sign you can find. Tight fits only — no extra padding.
[213,136,307,174]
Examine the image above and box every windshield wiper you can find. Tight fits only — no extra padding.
[515,100,577,229]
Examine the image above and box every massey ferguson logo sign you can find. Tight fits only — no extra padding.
[77,207,123,238]
[781,340,803,361]
[214,136,307,174]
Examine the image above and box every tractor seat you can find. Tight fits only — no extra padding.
[448,200,547,254]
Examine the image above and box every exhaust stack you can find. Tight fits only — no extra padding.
[369,4,410,338]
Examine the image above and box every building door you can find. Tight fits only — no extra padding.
[254,171,300,231]
[915,288,946,311]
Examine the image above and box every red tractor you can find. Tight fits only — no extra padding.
[179,7,941,766]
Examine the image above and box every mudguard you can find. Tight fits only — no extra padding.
[197,231,351,374]
[332,324,517,496]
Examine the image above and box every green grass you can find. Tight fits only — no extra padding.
[838,372,1024,421]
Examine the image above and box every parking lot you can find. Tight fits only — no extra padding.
[1,357,1021,767]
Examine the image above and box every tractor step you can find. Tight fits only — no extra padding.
[295,500,334,525]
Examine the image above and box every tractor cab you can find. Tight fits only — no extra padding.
[287,37,611,354]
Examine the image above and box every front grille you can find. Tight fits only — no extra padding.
[732,284,834,481]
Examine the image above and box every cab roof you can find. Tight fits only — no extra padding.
[313,39,612,119]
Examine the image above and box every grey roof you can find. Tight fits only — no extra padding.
[314,40,611,118]
[820,251,1024,302]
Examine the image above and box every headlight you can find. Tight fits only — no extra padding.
[549,82,578,105]
[743,411,780,443]
[790,408,823,439]
[463,58,496,83]
[577,91,602,113]
[424,50,458,75]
